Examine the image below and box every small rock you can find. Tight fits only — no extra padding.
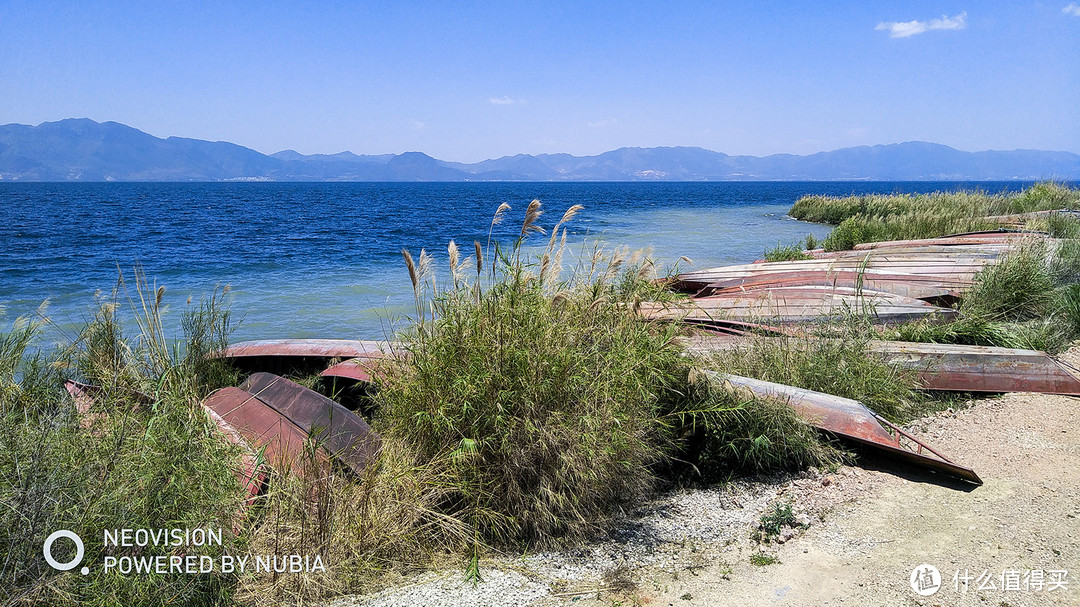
[822,477,832,487]
[795,514,812,528]
[780,528,798,542]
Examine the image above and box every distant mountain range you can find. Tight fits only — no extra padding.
[1,119,1078,182]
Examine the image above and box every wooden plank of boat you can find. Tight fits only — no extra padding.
[673,257,991,291]
[706,371,981,484]
[215,339,394,375]
[853,231,1043,250]
[641,288,958,324]
[63,380,99,416]
[204,387,321,477]
[239,372,381,475]
[217,339,390,360]
[868,341,1080,395]
[820,246,1010,259]
[697,269,962,302]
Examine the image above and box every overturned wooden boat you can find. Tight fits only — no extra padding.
[640,286,958,325]
[204,386,321,477]
[239,372,381,474]
[694,269,962,304]
[685,333,1080,397]
[869,341,1080,395]
[705,371,981,484]
[219,339,389,360]
[202,405,268,504]
[851,230,1046,251]
[216,338,391,375]
[672,256,992,295]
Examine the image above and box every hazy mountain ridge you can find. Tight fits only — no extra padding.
[1,119,1078,182]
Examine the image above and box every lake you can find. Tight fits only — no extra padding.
[0,181,1034,342]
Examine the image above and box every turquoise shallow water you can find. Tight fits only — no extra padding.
[0,181,1034,342]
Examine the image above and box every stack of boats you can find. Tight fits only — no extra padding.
[654,229,1080,485]
[648,230,1038,326]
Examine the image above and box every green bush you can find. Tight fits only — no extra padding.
[374,202,838,548]
[0,281,246,607]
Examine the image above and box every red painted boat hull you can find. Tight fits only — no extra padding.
[709,372,981,484]
[239,372,381,475]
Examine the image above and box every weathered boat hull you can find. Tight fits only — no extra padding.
[239,372,381,475]
[204,386,321,476]
[685,334,1080,397]
[707,372,981,484]
[216,339,392,374]
[696,269,961,303]
[869,341,1080,395]
[640,287,958,325]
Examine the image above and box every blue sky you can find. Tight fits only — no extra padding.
[1,1,1077,161]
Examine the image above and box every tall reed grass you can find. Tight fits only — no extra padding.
[1,274,245,607]
[789,182,1080,251]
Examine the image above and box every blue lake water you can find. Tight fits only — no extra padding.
[0,181,1035,343]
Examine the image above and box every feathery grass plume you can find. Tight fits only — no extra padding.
[418,249,433,287]
[602,245,629,284]
[448,240,460,275]
[549,229,569,284]
[403,249,419,291]
[519,199,545,241]
[491,202,512,227]
[636,258,657,282]
[474,240,483,276]
[448,240,461,287]
[486,202,512,255]
[546,204,584,253]
[539,252,552,285]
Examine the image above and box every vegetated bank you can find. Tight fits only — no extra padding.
[1,182,1078,607]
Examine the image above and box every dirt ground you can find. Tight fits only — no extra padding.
[339,382,1079,607]
[544,389,1080,607]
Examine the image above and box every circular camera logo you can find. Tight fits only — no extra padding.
[910,563,941,596]
[43,530,89,575]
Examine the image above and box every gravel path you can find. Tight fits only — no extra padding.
[333,358,1080,607]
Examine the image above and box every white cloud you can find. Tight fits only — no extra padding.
[1064,3,1080,16]
[411,120,426,130]
[488,96,515,105]
[587,118,617,128]
[875,12,967,38]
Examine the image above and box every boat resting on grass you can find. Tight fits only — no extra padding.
[639,286,958,325]
[703,371,982,485]
[215,338,391,376]
[204,387,321,478]
[685,333,1080,397]
[239,372,381,474]
[693,269,963,304]
[672,256,993,292]
[869,341,1080,396]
